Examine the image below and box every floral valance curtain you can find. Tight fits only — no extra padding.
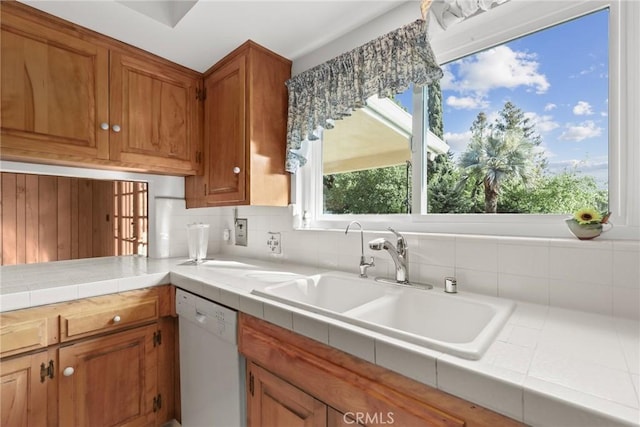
[285,19,443,173]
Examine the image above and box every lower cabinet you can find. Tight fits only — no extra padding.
[240,313,524,427]
[59,324,158,426]
[0,350,52,427]
[247,361,327,427]
[0,286,176,427]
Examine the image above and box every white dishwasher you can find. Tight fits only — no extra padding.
[176,289,245,427]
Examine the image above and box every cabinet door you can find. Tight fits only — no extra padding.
[248,362,326,427]
[328,408,365,427]
[0,351,51,427]
[202,54,247,205]
[58,324,158,427]
[0,10,109,162]
[109,51,201,175]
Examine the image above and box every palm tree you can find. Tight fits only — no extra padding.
[458,129,536,213]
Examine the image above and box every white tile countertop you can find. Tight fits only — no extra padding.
[1,255,638,426]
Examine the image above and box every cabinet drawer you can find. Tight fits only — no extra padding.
[0,318,48,358]
[60,298,158,342]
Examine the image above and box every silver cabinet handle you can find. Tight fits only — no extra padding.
[100,122,109,130]
[63,367,75,377]
[113,315,121,323]
[112,124,121,133]
[233,167,241,174]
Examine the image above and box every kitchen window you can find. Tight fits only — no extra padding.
[296,0,638,238]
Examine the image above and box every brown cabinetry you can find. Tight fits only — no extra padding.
[248,361,327,427]
[0,8,110,163]
[186,41,291,207]
[240,313,523,427]
[109,51,202,174]
[0,350,52,427]
[0,2,202,175]
[0,286,176,427]
[58,324,158,426]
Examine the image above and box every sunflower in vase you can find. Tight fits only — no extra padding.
[565,208,612,240]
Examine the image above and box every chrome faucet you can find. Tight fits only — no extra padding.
[345,221,375,278]
[368,227,409,283]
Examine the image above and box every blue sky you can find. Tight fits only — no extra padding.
[397,8,609,187]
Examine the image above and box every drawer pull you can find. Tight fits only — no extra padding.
[113,315,122,324]
[112,124,121,133]
[233,166,241,174]
[63,367,75,377]
[100,122,109,130]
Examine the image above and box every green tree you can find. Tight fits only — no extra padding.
[427,151,473,213]
[458,129,536,213]
[323,165,410,214]
[427,81,443,139]
[499,170,608,214]
[494,101,541,146]
[471,112,490,141]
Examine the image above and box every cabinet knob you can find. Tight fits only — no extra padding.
[63,367,75,377]
[112,124,121,133]
[233,167,241,174]
[100,122,109,130]
[113,315,121,323]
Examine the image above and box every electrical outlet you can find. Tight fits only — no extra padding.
[267,232,281,254]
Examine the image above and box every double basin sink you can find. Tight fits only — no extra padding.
[251,272,515,360]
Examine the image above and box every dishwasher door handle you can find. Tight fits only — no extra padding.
[195,312,207,324]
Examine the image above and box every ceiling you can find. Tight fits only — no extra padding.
[20,0,407,73]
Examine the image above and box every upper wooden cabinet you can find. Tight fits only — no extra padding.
[186,41,291,207]
[109,52,202,174]
[0,9,110,162]
[0,2,202,176]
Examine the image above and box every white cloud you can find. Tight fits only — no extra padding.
[572,101,594,116]
[524,112,559,133]
[439,65,456,91]
[445,95,488,110]
[444,131,472,152]
[446,45,550,95]
[544,103,557,111]
[559,121,602,142]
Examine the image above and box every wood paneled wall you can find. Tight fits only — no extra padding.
[0,173,147,266]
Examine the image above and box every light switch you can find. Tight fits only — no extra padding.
[235,218,248,246]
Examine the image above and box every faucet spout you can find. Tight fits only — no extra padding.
[368,230,409,283]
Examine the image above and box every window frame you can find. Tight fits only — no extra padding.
[293,0,639,239]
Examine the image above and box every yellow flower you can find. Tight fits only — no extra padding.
[574,208,602,225]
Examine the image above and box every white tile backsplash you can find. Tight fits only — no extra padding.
[549,246,613,286]
[456,237,499,272]
[498,273,549,305]
[163,203,640,319]
[498,242,549,278]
